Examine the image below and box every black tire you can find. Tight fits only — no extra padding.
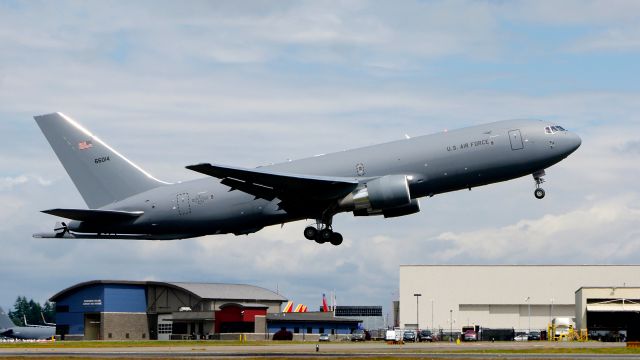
[304,226,317,240]
[319,229,333,242]
[330,232,343,246]
[534,188,546,199]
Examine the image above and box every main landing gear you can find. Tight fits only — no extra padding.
[304,223,343,246]
[533,170,546,199]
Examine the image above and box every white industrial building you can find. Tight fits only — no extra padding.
[399,265,640,332]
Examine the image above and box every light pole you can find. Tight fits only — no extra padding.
[449,309,453,342]
[550,298,554,323]
[525,297,531,334]
[431,299,434,333]
[414,293,422,331]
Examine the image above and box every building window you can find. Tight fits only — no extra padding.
[142,333,146,339]
[125,333,130,339]
[108,333,112,339]
[158,323,173,334]
[307,327,312,334]
[294,327,299,334]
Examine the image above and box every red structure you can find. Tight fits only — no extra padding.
[215,303,267,333]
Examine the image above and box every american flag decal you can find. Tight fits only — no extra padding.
[78,140,93,150]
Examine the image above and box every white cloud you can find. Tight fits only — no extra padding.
[433,196,640,263]
[0,175,52,191]
[570,26,640,52]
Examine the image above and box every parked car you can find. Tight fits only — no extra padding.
[463,330,477,341]
[528,331,541,341]
[351,329,366,341]
[403,330,416,342]
[514,334,529,341]
[418,330,434,342]
[318,333,330,342]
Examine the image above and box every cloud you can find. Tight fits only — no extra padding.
[570,26,640,52]
[432,196,640,263]
[0,175,52,191]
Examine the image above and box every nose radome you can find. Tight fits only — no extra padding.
[571,132,582,151]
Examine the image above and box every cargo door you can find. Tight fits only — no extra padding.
[176,193,191,215]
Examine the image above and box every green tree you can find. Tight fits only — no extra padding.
[8,296,55,326]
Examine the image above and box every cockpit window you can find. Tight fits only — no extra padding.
[545,125,567,134]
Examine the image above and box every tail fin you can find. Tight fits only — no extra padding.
[34,112,168,208]
[0,307,16,329]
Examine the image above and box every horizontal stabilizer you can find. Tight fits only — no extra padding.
[186,163,359,201]
[41,208,143,222]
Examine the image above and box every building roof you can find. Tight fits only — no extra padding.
[267,312,361,324]
[49,280,287,303]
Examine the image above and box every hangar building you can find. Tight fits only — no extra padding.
[399,265,640,333]
[50,280,287,340]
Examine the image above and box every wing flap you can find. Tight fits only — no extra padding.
[41,208,144,222]
[186,163,359,201]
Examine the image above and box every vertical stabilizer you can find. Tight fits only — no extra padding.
[34,112,168,208]
[0,307,16,329]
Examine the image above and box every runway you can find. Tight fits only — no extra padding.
[0,341,637,359]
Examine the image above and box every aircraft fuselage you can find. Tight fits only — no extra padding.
[64,119,581,238]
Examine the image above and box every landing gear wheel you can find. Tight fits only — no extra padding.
[304,226,317,240]
[534,188,546,199]
[319,229,333,243]
[330,232,343,246]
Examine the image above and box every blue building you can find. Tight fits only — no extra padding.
[50,280,287,340]
[266,312,361,335]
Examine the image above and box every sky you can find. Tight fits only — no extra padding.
[1,0,640,319]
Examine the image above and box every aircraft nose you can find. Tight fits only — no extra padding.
[570,132,582,152]
[563,132,581,155]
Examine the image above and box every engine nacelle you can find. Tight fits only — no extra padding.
[339,174,411,211]
[353,198,421,218]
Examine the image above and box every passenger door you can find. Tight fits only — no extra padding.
[508,129,524,150]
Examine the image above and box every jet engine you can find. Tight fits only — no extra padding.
[339,175,419,217]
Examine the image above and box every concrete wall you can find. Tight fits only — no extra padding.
[400,265,640,331]
[102,313,149,340]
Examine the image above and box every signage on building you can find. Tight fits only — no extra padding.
[83,299,103,306]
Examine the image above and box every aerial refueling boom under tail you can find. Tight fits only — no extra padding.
[33,113,581,245]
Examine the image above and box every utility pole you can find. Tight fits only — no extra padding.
[525,296,531,334]
[431,299,434,333]
[414,293,422,330]
[449,309,453,342]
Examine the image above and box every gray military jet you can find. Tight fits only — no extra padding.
[33,113,581,245]
[0,307,55,340]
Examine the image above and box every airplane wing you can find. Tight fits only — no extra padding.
[41,208,144,222]
[186,163,359,204]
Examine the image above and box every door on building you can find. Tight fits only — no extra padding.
[157,314,173,341]
[84,313,101,340]
[508,129,524,150]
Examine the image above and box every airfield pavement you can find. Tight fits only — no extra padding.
[0,340,638,359]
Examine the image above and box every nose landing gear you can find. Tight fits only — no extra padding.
[533,170,546,199]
